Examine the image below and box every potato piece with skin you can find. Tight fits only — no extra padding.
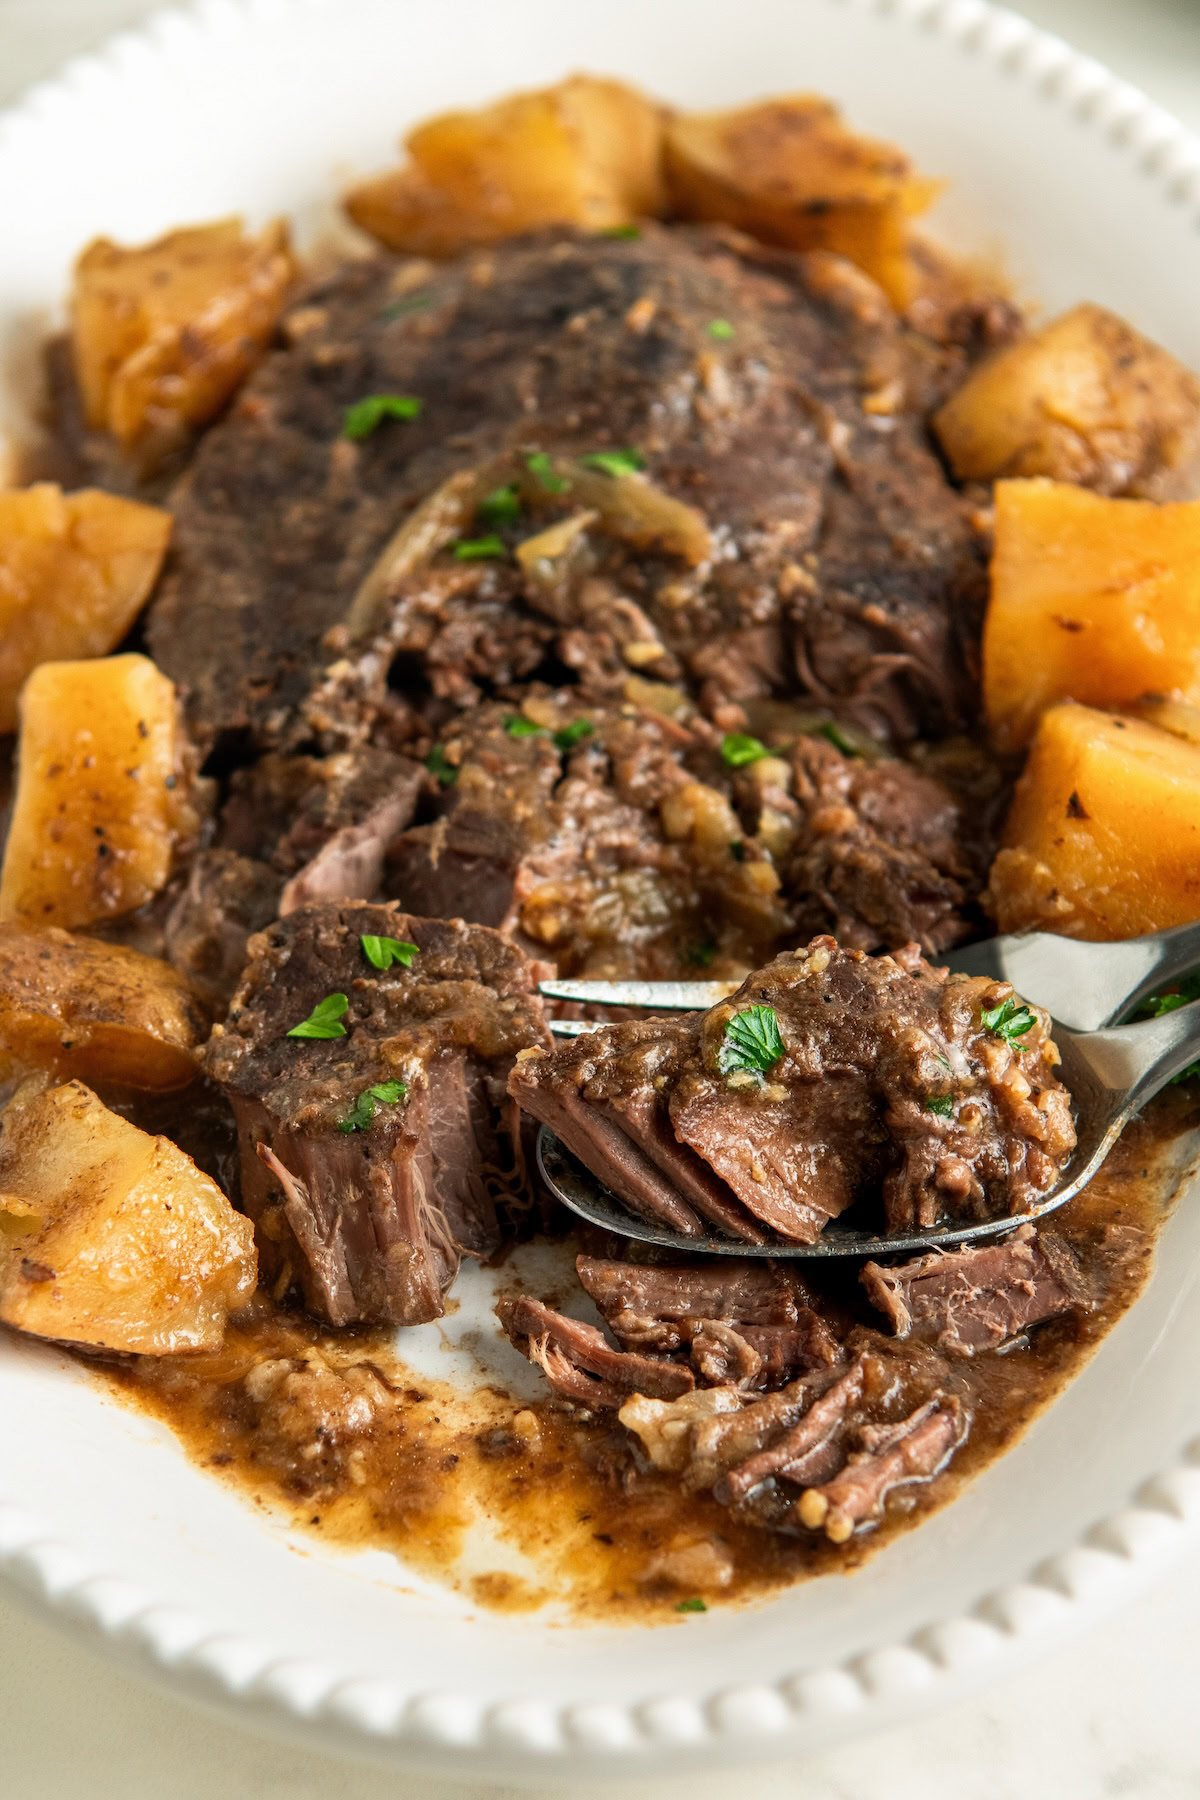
[0,484,171,734]
[0,653,202,931]
[933,304,1200,499]
[71,217,293,456]
[345,75,666,256]
[0,924,205,1090]
[985,480,1200,752]
[663,96,937,308]
[0,1080,256,1355]
[988,702,1200,939]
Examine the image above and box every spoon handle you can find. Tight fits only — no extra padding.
[1065,996,1200,1108]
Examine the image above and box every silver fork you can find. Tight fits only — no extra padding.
[533,921,1200,1259]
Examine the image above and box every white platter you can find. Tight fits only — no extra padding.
[5,0,1200,1781]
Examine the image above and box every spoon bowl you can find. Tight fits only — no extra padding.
[535,999,1200,1259]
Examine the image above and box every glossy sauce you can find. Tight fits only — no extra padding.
[97,1092,1200,1623]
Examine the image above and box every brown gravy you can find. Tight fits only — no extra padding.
[94,1091,1200,1623]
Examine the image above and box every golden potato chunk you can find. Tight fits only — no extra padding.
[0,923,205,1089]
[988,702,1200,938]
[0,653,201,930]
[71,216,293,456]
[934,304,1200,499]
[0,1080,255,1355]
[985,480,1200,752]
[664,95,937,307]
[344,75,665,256]
[0,484,171,733]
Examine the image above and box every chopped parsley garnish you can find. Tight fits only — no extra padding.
[721,732,769,768]
[817,720,863,758]
[453,534,507,560]
[718,1005,785,1078]
[337,1080,408,1134]
[360,934,419,971]
[602,224,641,240]
[925,1093,954,1117]
[1138,975,1200,1081]
[981,996,1037,1046]
[554,718,594,751]
[425,744,458,787]
[581,447,646,478]
[287,992,350,1040]
[526,451,569,495]
[343,393,423,440]
[688,940,716,968]
[381,292,431,319]
[708,318,735,341]
[478,483,521,526]
[503,715,546,739]
[729,840,746,862]
[676,1597,707,1614]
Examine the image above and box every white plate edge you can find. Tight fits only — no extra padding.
[2,0,1200,1771]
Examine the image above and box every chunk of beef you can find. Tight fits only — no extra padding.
[779,734,990,955]
[575,1253,839,1377]
[221,746,424,909]
[496,1292,694,1409]
[203,904,547,1326]
[796,1395,966,1541]
[388,703,788,979]
[164,849,280,1011]
[861,1223,1088,1356]
[148,228,984,754]
[511,938,1076,1244]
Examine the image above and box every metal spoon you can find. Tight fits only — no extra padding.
[534,945,1200,1258]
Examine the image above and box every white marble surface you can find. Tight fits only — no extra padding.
[3,0,1200,1793]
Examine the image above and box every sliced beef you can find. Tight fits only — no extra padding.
[496,1293,694,1409]
[511,938,1075,1244]
[618,1339,968,1539]
[203,903,548,1326]
[222,746,424,905]
[148,228,984,754]
[795,1395,966,1541]
[575,1253,839,1378]
[164,849,281,1011]
[861,1223,1089,1356]
[511,1019,765,1240]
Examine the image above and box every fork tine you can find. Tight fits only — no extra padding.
[538,977,737,1010]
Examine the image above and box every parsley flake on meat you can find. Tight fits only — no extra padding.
[343,393,423,439]
[708,318,735,340]
[453,534,507,560]
[925,1093,954,1117]
[721,732,769,768]
[717,1004,785,1078]
[337,1080,408,1134]
[425,744,458,786]
[287,992,350,1040]
[687,939,716,968]
[676,1597,708,1613]
[581,447,646,478]
[525,451,569,495]
[503,714,545,739]
[980,996,1037,1045]
[478,483,521,526]
[381,292,431,318]
[554,718,593,751]
[817,720,864,757]
[360,934,419,971]
[601,223,641,239]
